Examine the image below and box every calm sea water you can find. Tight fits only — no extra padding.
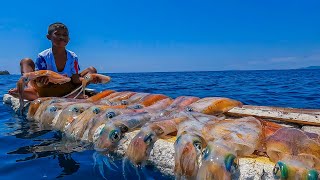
[0,69,319,179]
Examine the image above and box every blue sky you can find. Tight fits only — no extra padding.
[0,0,319,74]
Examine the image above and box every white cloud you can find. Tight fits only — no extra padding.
[269,56,298,63]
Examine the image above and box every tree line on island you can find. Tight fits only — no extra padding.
[0,70,10,75]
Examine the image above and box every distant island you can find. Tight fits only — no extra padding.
[299,66,320,69]
[0,70,10,75]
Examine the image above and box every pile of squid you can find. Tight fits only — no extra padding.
[23,89,319,180]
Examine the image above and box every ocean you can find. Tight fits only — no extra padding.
[0,69,319,179]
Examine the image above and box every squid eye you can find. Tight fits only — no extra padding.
[71,107,79,113]
[193,141,202,151]
[109,130,120,142]
[106,111,116,118]
[132,104,143,109]
[273,161,288,179]
[143,133,154,145]
[37,99,41,103]
[175,135,182,145]
[119,125,128,133]
[224,154,236,172]
[202,147,210,160]
[23,77,29,83]
[49,106,57,112]
[121,100,128,105]
[85,75,90,80]
[185,107,193,112]
[307,169,319,180]
[92,107,100,114]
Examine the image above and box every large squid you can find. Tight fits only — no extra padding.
[197,117,262,179]
[64,73,111,98]
[266,127,320,179]
[17,70,71,113]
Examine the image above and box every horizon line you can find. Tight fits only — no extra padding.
[3,66,320,75]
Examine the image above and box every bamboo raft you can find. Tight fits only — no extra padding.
[3,93,320,179]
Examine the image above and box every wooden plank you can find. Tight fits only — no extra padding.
[227,105,320,126]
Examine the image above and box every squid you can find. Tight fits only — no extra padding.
[17,70,71,113]
[266,127,320,179]
[63,73,111,99]
[197,117,262,179]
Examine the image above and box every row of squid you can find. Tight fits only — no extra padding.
[24,90,319,179]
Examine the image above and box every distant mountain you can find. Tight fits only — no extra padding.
[299,66,320,69]
[0,70,10,75]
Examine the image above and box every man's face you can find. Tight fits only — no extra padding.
[47,28,69,47]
